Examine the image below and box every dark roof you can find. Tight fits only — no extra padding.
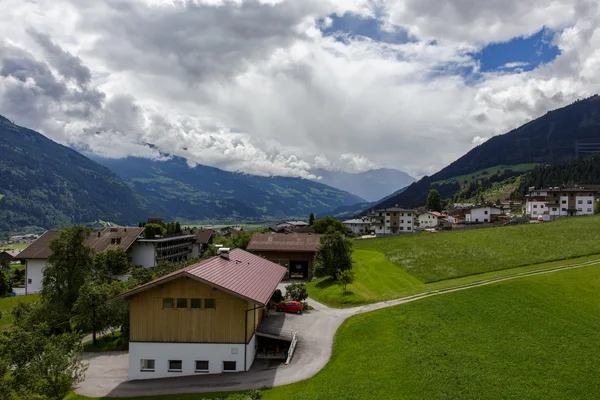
[114,248,287,305]
[247,233,322,253]
[16,227,144,260]
[0,249,22,258]
[194,229,214,244]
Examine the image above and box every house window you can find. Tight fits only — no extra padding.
[204,299,216,310]
[169,360,183,372]
[588,200,593,204]
[190,299,202,309]
[588,208,592,212]
[562,208,567,211]
[484,210,489,214]
[562,200,567,204]
[195,360,209,373]
[533,211,537,215]
[163,298,174,309]
[28,279,32,284]
[223,361,237,372]
[140,359,155,372]
[407,227,411,230]
[386,213,390,216]
[578,208,583,212]
[399,227,404,231]
[553,208,557,212]
[484,218,489,222]
[176,298,188,309]
[578,200,583,204]
[533,205,537,208]
[540,205,544,208]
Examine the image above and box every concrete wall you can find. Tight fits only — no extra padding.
[245,333,257,371]
[25,259,45,294]
[128,341,247,380]
[418,213,438,227]
[129,242,156,267]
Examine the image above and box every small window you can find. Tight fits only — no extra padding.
[533,211,537,215]
[588,200,593,204]
[578,200,583,204]
[533,205,537,208]
[484,210,489,214]
[169,360,182,372]
[562,208,567,211]
[190,299,202,309]
[204,299,216,309]
[562,200,567,204]
[407,227,411,230]
[140,359,155,371]
[176,298,188,309]
[484,218,489,222]
[553,208,557,211]
[588,208,592,212]
[195,360,209,372]
[223,361,237,371]
[28,279,32,284]
[163,298,174,309]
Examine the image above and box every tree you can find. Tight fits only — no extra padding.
[338,269,355,292]
[426,189,442,212]
[175,221,182,234]
[309,212,315,226]
[92,248,129,280]
[129,266,153,285]
[313,229,353,280]
[144,223,162,238]
[71,280,124,346]
[285,283,308,302]
[42,226,94,330]
[595,200,600,214]
[312,217,352,235]
[0,269,8,297]
[271,289,284,304]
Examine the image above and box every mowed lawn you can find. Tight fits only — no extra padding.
[308,249,422,306]
[0,294,39,330]
[267,265,600,400]
[356,214,600,283]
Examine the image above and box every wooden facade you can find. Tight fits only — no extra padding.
[129,277,261,344]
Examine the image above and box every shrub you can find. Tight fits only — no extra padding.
[271,289,284,304]
[285,283,308,301]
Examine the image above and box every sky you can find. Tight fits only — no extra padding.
[0,0,599,179]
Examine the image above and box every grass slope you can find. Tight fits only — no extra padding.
[82,331,126,352]
[268,264,600,399]
[308,215,600,306]
[0,294,39,330]
[433,163,538,185]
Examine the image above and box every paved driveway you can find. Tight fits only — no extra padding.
[76,259,600,397]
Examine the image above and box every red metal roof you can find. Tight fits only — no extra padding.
[115,248,287,305]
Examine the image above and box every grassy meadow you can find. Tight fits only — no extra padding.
[82,331,126,352]
[0,294,39,330]
[307,215,600,306]
[268,264,600,399]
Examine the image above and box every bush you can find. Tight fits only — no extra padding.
[338,269,356,292]
[271,289,284,304]
[285,283,308,301]
[302,302,313,311]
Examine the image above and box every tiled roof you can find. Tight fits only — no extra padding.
[194,229,214,244]
[1,249,22,258]
[247,233,322,252]
[16,227,143,260]
[114,248,287,305]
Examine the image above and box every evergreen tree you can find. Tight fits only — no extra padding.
[309,212,315,226]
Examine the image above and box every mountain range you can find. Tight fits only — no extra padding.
[312,168,415,202]
[371,95,600,211]
[0,115,365,231]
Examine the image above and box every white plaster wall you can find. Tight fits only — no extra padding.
[577,195,595,215]
[129,243,156,267]
[190,243,200,258]
[26,259,46,294]
[245,334,257,371]
[418,214,438,227]
[527,201,547,217]
[129,342,247,380]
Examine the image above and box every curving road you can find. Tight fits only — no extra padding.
[76,258,600,398]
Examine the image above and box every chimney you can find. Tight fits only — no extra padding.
[218,247,230,259]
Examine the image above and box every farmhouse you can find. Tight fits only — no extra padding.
[464,206,504,223]
[247,233,322,279]
[112,248,287,380]
[16,227,144,294]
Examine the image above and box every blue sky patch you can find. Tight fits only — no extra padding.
[473,28,561,72]
[321,13,413,44]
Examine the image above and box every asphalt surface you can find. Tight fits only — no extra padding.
[76,259,600,397]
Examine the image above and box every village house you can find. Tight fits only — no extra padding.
[112,248,287,380]
[369,207,414,235]
[16,227,144,294]
[525,187,598,220]
[464,205,504,223]
[416,211,445,228]
[342,216,372,233]
[246,233,321,280]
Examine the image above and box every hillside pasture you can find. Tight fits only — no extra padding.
[0,294,39,330]
[269,264,600,399]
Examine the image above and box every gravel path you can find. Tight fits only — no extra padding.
[76,258,600,397]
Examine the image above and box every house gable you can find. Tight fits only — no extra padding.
[129,277,250,344]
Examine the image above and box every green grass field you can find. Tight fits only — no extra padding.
[433,163,538,185]
[307,215,600,306]
[268,264,600,399]
[0,242,30,250]
[0,294,40,330]
[65,391,250,400]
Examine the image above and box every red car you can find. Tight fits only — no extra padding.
[276,300,303,314]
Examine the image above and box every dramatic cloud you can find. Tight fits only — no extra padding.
[0,0,599,178]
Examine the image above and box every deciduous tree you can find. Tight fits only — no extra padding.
[338,269,355,292]
[314,229,353,280]
[426,189,442,212]
[285,283,308,302]
[312,217,352,235]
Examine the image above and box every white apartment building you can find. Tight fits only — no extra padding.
[416,211,445,228]
[370,207,414,235]
[342,217,372,233]
[525,187,597,220]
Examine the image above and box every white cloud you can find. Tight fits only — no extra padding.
[0,0,599,181]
